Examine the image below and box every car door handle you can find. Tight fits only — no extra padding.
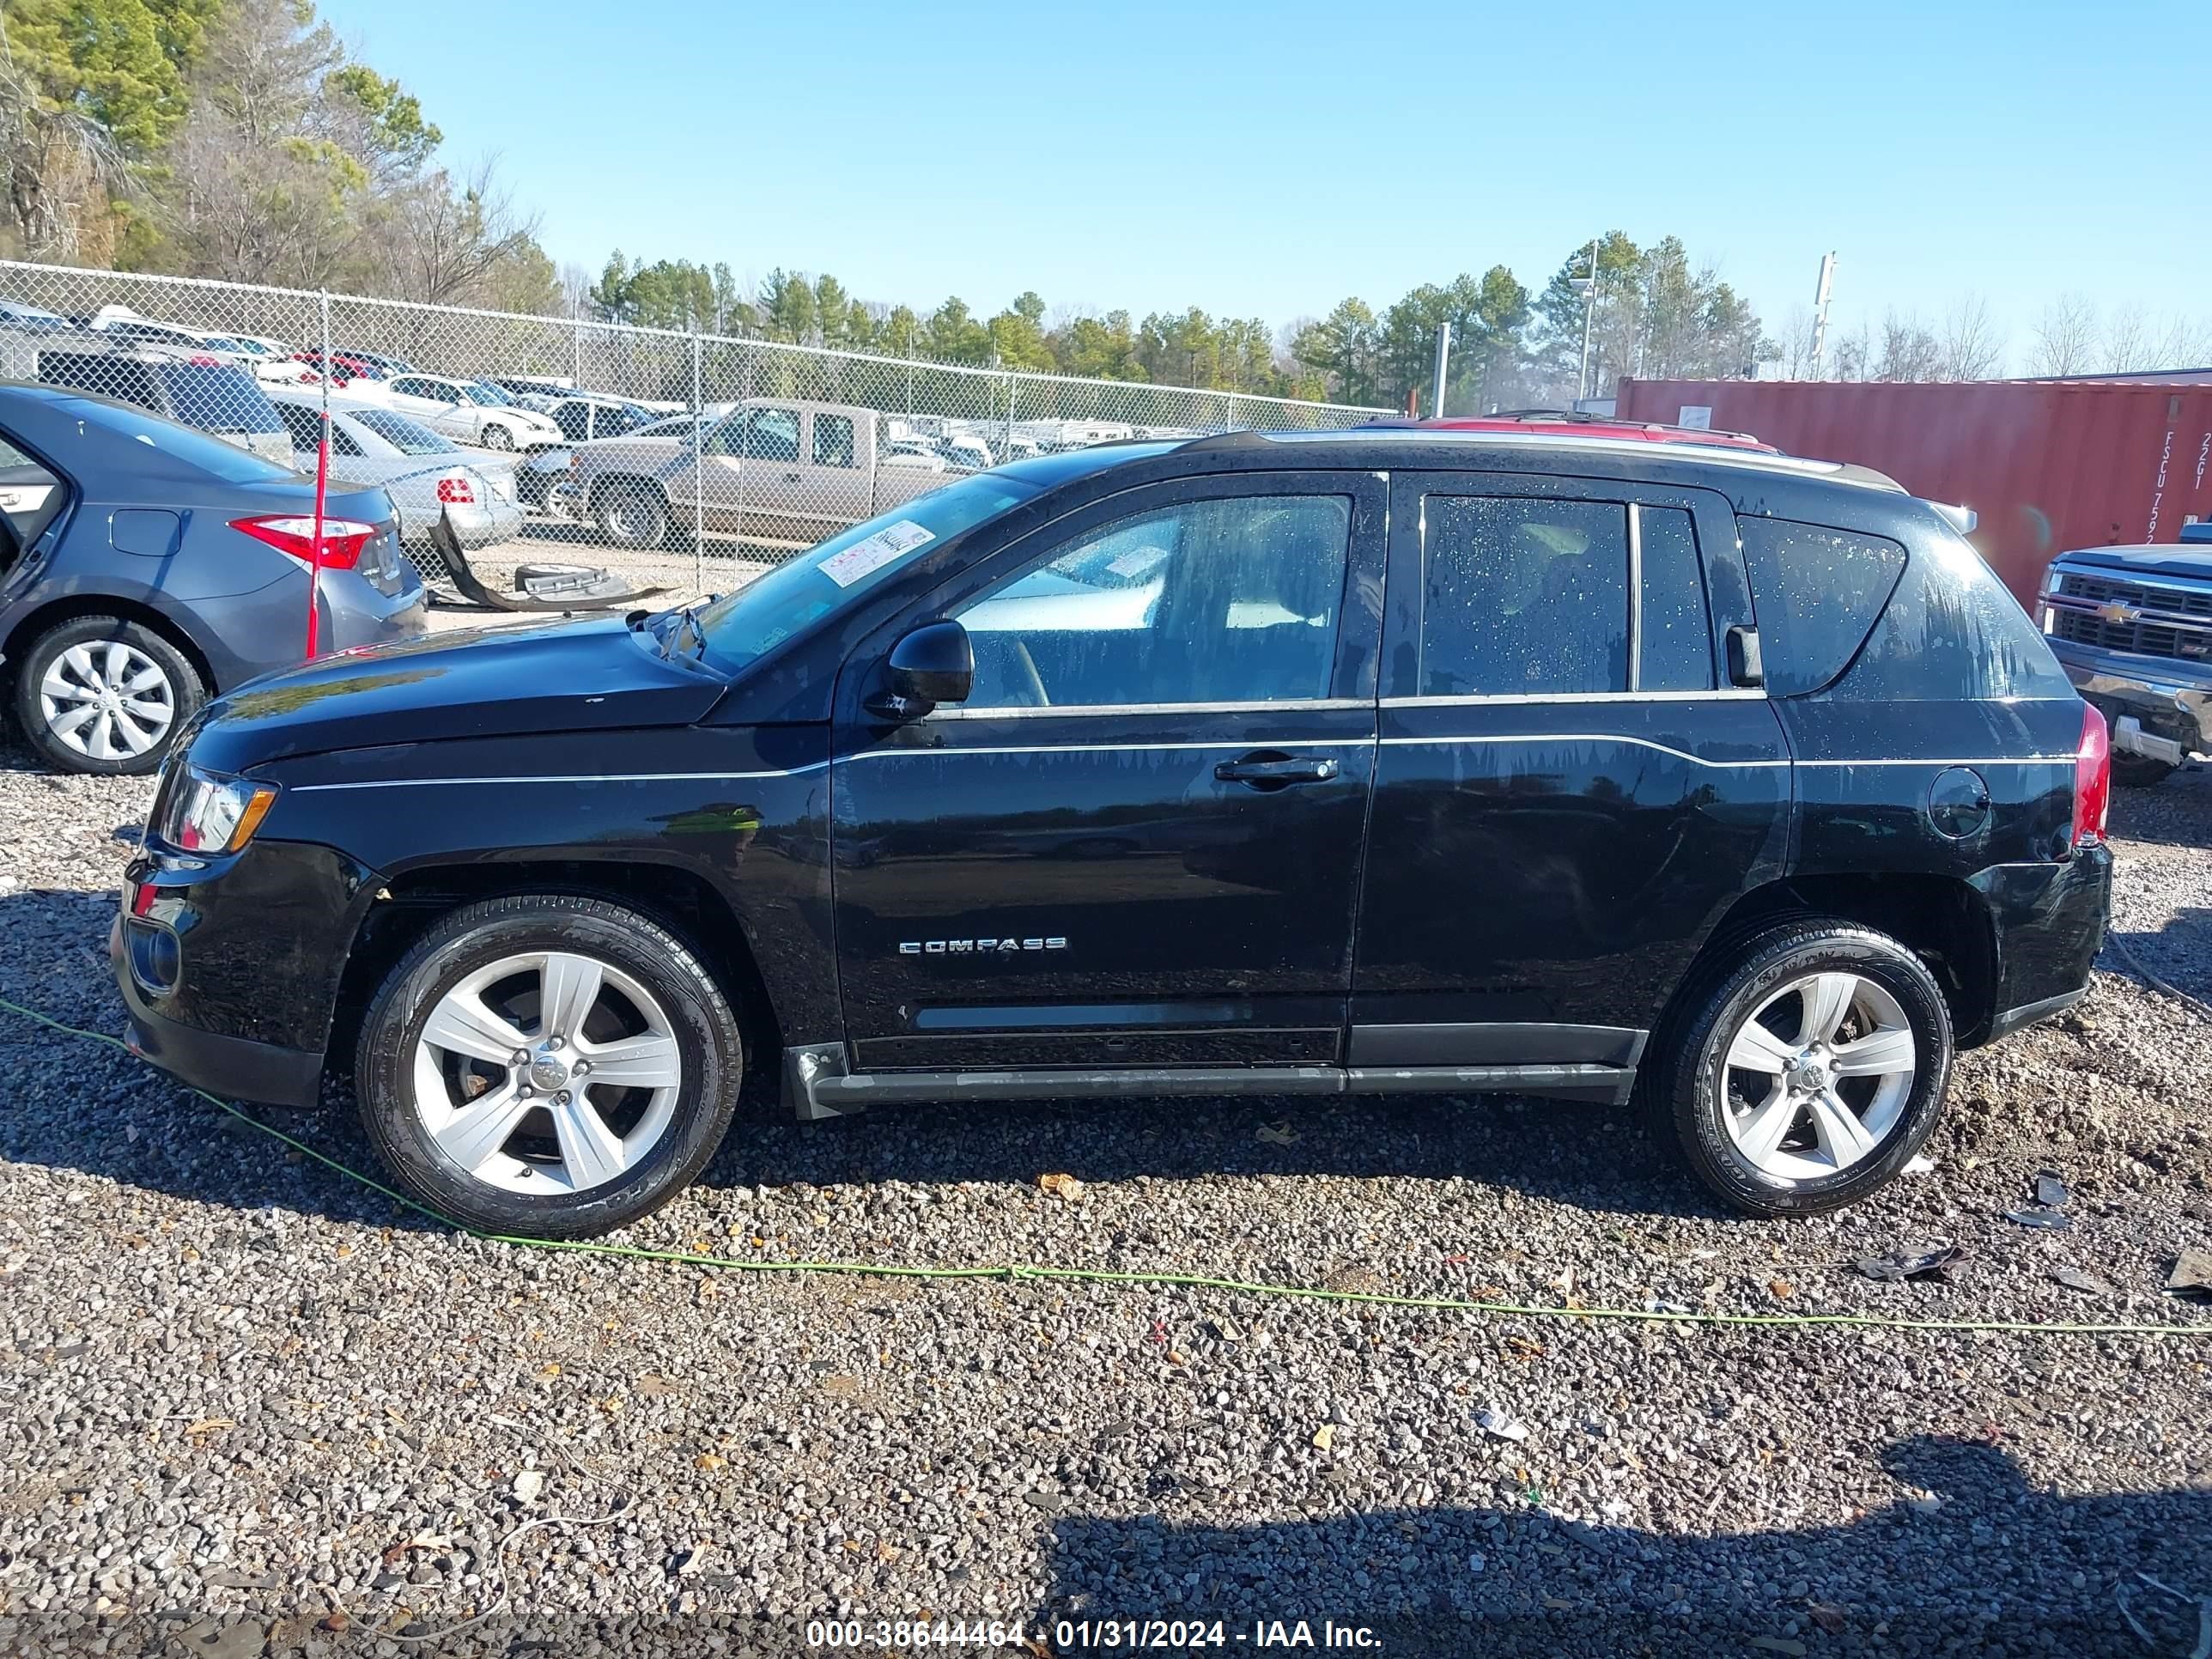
[1214,754,1340,787]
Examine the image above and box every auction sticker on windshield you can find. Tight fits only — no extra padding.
[820,520,935,588]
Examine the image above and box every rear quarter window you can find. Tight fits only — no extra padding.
[1828,526,2074,702]
[1737,517,1906,696]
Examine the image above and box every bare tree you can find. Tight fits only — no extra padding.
[2029,292,2100,376]
[1936,294,2005,381]
[388,157,541,305]
[0,32,125,260]
[1874,310,1943,382]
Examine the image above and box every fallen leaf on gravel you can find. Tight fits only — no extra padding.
[2005,1208,2073,1231]
[820,1375,860,1399]
[1322,1265,1383,1294]
[1474,1406,1528,1442]
[695,1453,726,1471]
[319,1612,349,1633]
[1037,1172,1085,1201]
[2166,1247,2212,1297]
[1547,1267,1577,1295]
[537,1363,561,1378]
[1854,1245,1964,1283]
[1808,1602,1847,1634]
[1903,1153,1937,1174]
[1503,1335,1546,1362]
[1255,1121,1300,1145]
[1767,1279,1794,1300]
[1748,1640,1807,1656]
[2051,1267,2110,1294]
[1311,1423,1334,1450]
[183,1419,234,1436]
[2034,1170,2069,1207]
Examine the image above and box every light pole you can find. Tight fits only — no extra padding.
[1431,320,1453,420]
[1571,237,1598,407]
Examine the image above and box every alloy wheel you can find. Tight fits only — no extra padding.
[412,950,683,1195]
[39,641,176,762]
[1719,971,1917,1180]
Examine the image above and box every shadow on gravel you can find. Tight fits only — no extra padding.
[1045,1436,2212,1659]
[2108,907,2212,1000]
[1,879,1717,1237]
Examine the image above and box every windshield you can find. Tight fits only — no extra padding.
[471,380,514,405]
[347,405,453,456]
[693,474,1037,673]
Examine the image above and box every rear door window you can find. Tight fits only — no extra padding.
[1737,518,1906,696]
[1637,506,1716,691]
[1421,496,1630,696]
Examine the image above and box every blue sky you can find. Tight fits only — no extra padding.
[320,0,2209,360]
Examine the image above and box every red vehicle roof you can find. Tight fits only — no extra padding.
[1376,412,1779,453]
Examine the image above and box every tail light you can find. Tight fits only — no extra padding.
[436,473,476,505]
[2072,702,2111,847]
[229,514,380,569]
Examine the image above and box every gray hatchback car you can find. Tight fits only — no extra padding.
[0,382,426,775]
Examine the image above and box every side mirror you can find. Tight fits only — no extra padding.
[871,620,972,720]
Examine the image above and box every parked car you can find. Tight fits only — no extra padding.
[264,389,522,556]
[0,299,71,333]
[0,382,423,775]
[331,348,415,378]
[379,374,564,452]
[291,350,389,384]
[2038,526,2212,787]
[542,395,659,444]
[116,426,2110,1236]
[17,337,295,465]
[567,398,963,551]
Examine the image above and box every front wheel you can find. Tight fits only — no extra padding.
[356,895,742,1237]
[481,423,515,451]
[1648,920,1953,1216]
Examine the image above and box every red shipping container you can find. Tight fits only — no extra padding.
[1613,378,2212,606]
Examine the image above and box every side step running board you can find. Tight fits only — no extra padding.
[781,1046,1634,1120]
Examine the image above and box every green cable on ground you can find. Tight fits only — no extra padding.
[5,989,2209,1340]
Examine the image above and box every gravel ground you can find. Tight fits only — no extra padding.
[1,744,2209,1658]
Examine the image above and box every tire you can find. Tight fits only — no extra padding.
[592,480,670,550]
[355,895,742,1238]
[10,615,205,775]
[2111,753,2174,788]
[482,423,515,451]
[1645,920,1954,1217]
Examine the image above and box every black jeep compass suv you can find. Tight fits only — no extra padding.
[114,428,2112,1237]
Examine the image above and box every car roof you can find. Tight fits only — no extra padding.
[1386,412,1779,452]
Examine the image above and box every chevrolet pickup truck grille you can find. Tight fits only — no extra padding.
[2049,569,2212,664]
[2061,571,2212,621]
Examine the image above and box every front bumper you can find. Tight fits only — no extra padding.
[111,836,381,1109]
[2049,638,2212,763]
[113,916,324,1107]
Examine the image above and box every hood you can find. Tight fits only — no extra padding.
[2056,544,2212,584]
[188,613,727,772]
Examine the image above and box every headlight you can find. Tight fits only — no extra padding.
[159,766,279,854]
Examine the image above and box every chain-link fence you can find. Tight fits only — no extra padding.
[0,259,1387,600]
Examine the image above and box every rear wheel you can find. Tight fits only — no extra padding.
[356,895,741,1238]
[2112,753,2175,788]
[1648,920,1952,1216]
[592,480,670,550]
[11,615,204,775]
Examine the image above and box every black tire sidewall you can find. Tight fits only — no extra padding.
[12,616,204,776]
[356,896,740,1238]
[1671,926,1953,1216]
[595,483,666,550]
[2111,754,2174,788]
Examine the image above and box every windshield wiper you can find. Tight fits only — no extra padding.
[656,598,716,661]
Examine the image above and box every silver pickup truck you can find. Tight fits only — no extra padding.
[2039,524,2212,787]
[564,398,962,554]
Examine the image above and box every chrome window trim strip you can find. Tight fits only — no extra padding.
[928,697,1369,720]
[1379,733,1785,768]
[1382,690,1766,706]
